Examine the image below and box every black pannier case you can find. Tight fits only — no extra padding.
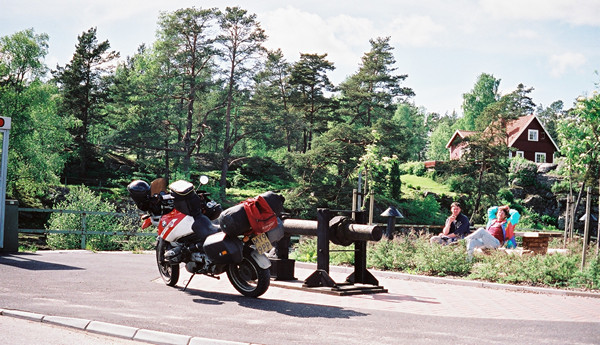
[203,232,243,264]
[217,191,285,236]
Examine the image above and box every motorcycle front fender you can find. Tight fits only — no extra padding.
[249,249,271,269]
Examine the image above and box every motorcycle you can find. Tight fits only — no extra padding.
[127,176,285,298]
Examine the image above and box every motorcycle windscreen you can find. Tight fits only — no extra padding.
[203,232,243,264]
[158,211,195,241]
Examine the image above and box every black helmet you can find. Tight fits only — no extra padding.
[128,180,151,211]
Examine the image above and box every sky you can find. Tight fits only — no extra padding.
[1,0,600,116]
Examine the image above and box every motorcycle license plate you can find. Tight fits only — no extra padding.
[252,232,273,255]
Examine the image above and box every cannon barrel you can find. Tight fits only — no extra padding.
[282,218,382,244]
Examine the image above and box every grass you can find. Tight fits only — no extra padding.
[401,174,456,196]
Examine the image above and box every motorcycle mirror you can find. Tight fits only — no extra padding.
[199,175,209,185]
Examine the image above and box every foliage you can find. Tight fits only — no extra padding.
[291,234,600,290]
[398,195,445,225]
[536,100,565,141]
[426,120,454,161]
[53,27,120,177]
[289,237,354,265]
[557,90,600,186]
[399,161,426,176]
[509,156,537,187]
[337,37,414,127]
[46,185,152,251]
[460,73,500,131]
[0,29,71,204]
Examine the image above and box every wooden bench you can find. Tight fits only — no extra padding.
[514,231,563,254]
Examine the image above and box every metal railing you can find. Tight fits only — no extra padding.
[17,208,155,249]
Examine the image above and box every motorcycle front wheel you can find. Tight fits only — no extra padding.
[156,238,180,287]
[226,255,270,298]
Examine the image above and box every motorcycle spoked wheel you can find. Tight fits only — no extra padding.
[226,255,270,297]
[156,238,180,287]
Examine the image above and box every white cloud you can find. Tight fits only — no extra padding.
[480,0,600,26]
[388,15,445,47]
[510,29,539,39]
[549,52,586,77]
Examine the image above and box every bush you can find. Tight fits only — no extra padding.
[447,175,476,194]
[46,185,152,251]
[509,157,537,187]
[290,233,600,291]
[399,161,426,176]
[398,195,446,225]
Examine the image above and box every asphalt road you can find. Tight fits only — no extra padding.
[1,250,599,345]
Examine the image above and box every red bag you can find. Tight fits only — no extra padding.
[242,195,278,234]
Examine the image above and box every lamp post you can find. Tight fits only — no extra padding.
[380,206,403,240]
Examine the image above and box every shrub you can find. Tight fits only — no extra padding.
[399,161,426,176]
[399,195,445,225]
[509,157,537,187]
[291,232,600,291]
[447,175,476,194]
[46,186,151,251]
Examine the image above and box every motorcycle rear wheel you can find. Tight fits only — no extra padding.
[226,255,270,297]
[156,238,180,287]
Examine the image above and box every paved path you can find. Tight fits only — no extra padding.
[1,251,600,344]
[271,262,600,323]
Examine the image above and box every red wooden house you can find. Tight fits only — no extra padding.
[446,114,559,163]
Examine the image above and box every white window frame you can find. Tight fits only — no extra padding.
[535,152,546,163]
[516,151,524,158]
[528,129,539,141]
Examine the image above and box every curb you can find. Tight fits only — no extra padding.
[0,308,249,345]
[294,262,600,299]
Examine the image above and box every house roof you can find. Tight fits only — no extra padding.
[506,114,559,151]
[446,114,560,151]
[445,129,477,148]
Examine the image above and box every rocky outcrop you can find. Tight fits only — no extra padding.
[510,163,562,218]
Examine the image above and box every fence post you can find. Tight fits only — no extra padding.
[581,187,591,270]
[81,213,87,249]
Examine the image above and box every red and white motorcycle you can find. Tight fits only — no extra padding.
[127,176,284,297]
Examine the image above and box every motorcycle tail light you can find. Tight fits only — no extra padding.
[141,217,153,229]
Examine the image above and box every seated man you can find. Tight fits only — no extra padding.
[465,205,520,258]
[430,202,470,245]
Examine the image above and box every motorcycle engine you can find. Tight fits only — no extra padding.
[185,252,206,273]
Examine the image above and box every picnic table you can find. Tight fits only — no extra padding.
[514,231,563,254]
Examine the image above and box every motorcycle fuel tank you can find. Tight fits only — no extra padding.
[158,210,195,242]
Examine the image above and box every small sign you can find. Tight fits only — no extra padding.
[0,117,11,130]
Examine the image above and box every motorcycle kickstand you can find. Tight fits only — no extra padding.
[183,273,196,291]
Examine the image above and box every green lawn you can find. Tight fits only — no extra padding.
[401,174,455,196]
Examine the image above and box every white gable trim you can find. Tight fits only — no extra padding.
[508,115,559,151]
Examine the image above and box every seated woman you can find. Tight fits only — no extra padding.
[465,205,520,258]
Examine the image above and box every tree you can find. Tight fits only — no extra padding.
[0,28,48,86]
[461,73,501,131]
[285,123,370,207]
[53,27,119,177]
[426,120,454,161]
[0,29,70,204]
[216,6,267,199]
[289,53,336,153]
[250,49,304,153]
[338,37,414,127]
[537,100,565,141]
[392,104,427,161]
[154,7,221,177]
[558,92,600,187]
